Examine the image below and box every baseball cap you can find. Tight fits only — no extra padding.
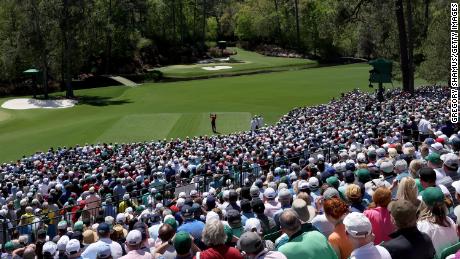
[66,239,81,255]
[237,231,263,254]
[291,199,309,222]
[278,188,292,201]
[164,218,178,230]
[133,222,148,239]
[442,153,459,170]
[244,218,262,234]
[174,231,192,255]
[97,223,111,235]
[73,221,84,232]
[58,220,68,230]
[422,187,444,206]
[355,169,371,183]
[425,153,442,164]
[326,176,339,189]
[323,187,340,200]
[453,180,460,195]
[308,177,319,189]
[42,241,57,255]
[126,229,142,245]
[250,186,260,198]
[227,209,241,226]
[343,212,372,238]
[181,205,193,218]
[97,244,111,259]
[298,180,309,191]
[57,235,70,251]
[116,213,126,224]
[379,161,394,173]
[264,188,276,199]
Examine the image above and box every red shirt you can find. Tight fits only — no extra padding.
[194,245,243,259]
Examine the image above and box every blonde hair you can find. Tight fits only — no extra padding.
[418,200,451,228]
[396,177,418,205]
[202,219,227,246]
[345,184,362,203]
[409,159,424,178]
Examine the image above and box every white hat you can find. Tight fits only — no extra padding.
[66,239,80,255]
[394,160,408,172]
[278,188,292,200]
[206,211,220,222]
[178,192,186,199]
[116,213,126,224]
[308,177,319,189]
[442,153,459,169]
[57,235,70,251]
[126,229,142,245]
[431,143,444,152]
[97,244,111,259]
[190,190,198,197]
[343,212,372,238]
[176,198,185,208]
[379,161,394,173]
[89,187,95,193]
[244,218,262,234]
[264,188,276,199]
[105,216,114,225]
[42,241,57,255]
[452,180,460,195]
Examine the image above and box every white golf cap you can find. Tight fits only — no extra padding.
[343,212,372,238]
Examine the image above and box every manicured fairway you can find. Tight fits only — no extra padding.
[0,63,411,162]
[157,48,317,78]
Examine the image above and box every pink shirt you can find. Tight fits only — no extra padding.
[363,207,395,245]
[264,200,281,218]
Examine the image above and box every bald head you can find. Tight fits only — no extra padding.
[279,209,301,234]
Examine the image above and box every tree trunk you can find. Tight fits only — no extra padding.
[406,0,415,94]
[423,0,430,37]
[202,0,206,45]
[273,0,282,44]
[63,0,73,98]
[105,0,113,74]
[294,0,301,50]
[395,0,412,94]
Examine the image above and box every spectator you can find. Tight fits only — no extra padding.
[237,231,286,259]
[323,197,353,259]
[196,219,243,259]
[343,212,391,259]
[417,187,458,255]
[277,209,337,259]
[363,187,395,245]
[81,223,123,259]
[382,199,436,259]
[120,230,154,259]
[395,177,420,207]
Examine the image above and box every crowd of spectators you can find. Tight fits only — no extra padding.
[0,86,459,259]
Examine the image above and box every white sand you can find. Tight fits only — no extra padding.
[201,66,232,71]
[1,98,77,110]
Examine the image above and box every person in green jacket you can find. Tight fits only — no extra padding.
[278,209,338,259]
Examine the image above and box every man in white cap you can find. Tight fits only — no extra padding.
[263,188,280,218]
[66,239,83,259]
[120,230,154,259]
[344,212,391,259]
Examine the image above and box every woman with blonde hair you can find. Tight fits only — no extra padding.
[396,177,420,207]
[417,187,458,256]
[409,159,424,178]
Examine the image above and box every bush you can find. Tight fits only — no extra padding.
[145,70,163,82]
[208,47,237,58]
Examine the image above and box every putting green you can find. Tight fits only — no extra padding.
[0,63,428,162]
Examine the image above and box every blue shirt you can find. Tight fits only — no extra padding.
[177,219,205,240]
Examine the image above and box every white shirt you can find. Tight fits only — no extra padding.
[81,237,123,259]
[417,217,458,255]
[418,119,432,134]
[350,243,392,259]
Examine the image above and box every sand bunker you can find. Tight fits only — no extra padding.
[1,98,77,110]
[201,66,232,71]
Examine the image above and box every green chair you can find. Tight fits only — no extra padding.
[436,242,460,259]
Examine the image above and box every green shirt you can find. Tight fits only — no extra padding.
[278,230,338,259]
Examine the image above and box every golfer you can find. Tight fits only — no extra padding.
[210,113,217,133]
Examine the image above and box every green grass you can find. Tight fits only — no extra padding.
[157,47,317,78]
[0,63,428,162]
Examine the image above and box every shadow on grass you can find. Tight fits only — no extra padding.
[75,95,132,107]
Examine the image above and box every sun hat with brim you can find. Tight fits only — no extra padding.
[174,231,192,254]
[425,153,442,164]
[82,230,97,245]
[422,187,445,206]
